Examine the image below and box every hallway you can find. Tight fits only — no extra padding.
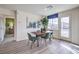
[3,36,14,44]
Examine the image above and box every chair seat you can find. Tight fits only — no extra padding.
[30,37,38,41]
[41,32,53,40]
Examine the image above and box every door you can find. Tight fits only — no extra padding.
[0,16,5,42]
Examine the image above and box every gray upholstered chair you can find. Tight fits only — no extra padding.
[41,32,52,44]
[27,33,38,48]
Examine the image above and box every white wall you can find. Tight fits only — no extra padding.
[15,10,41,41]
[59,7,79,44]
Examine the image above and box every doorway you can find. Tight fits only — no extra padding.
[4,18,14,43]
[5,18,14,36]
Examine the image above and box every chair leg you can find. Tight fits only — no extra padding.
[31,41,34,49]
[49,35,52,42]
[49,38,51,41]
[27,40,29,46]
[40,38,43,44]
[44,39,47,45]
[37,40,39,47]
[41,38,43,44]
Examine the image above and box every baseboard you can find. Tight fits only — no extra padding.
[58,39,79,46]
[52,37,59,39]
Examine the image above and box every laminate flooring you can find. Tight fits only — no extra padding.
[0,39,79,54]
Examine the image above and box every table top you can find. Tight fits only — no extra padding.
[31,30,53,36]
[32,32,45,36]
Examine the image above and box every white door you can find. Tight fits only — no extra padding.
[0,16,5,42]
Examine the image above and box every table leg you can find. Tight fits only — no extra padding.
[37,36,40,47]
[37,39,39,47]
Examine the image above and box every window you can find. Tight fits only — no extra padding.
[48,18,58,30]
[52,18,58,30]
[61,17,69,38]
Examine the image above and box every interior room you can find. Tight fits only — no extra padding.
[0,4,79,54]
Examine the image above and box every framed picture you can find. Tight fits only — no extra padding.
[37,21,41,28]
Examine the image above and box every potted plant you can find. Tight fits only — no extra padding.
[41,16,48,31]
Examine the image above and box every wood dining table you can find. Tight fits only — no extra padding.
[32,31,45,36]
[31,30,53,47]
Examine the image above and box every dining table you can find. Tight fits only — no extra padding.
[31,30,53,47]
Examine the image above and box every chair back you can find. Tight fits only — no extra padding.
[27,33,32,41]
[45,33,50,39]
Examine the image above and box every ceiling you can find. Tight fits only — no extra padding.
[0,4,79,16]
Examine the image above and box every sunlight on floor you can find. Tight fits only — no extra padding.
[60,43,79,54]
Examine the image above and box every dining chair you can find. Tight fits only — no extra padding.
[49,32,53,41]
[27,33,38,48]
[41,32,52,45]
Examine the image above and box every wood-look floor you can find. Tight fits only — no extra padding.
[0,39,79,54]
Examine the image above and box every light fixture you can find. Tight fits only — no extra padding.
[47,5,53,9]
[44,5,53,11]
